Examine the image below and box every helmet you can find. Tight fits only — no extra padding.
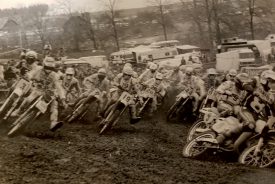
[65,67,75,75]
[179,65,186,72]
[43,57,56,69]
[260,70,275,84]
[149,63,158,70]
[124,63,132,68]
[98,68,107,75]
[207,68,218,75]
[123,66,133,76]
[228,69,237,76]
[185,67,193,74]
[155,73,163,80]
[26,51,38,60]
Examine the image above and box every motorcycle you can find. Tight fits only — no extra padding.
[99,91,133,135]
[238,120,275,168]
[65,89,101,123]
[137,86,155,117]
[166,88,193,121]
[0,79,31,122]
[7,93,54,137]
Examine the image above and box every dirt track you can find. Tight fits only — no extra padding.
[0,111,275,184]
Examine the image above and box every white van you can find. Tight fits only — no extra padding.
[132,46,178,63]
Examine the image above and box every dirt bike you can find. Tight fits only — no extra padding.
[137,87,155,117]
[238,120,275,168]
[0,79,31,122]
[65,89,101,123]
[7,94,54,137]
[197,87,217,117]
[182,114,275,168]
[166,89,193,121]
[99,91,133,135]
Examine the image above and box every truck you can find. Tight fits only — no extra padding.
[216,48,256,72]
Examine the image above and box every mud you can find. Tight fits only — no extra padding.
[0,111,275,184]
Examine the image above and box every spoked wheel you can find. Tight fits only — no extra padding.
[8,111,36,137]
[239,141,275,168]
[167,99,181,121]
[99,109,121,135]
[187,120,209,142]
[182,132,216,158]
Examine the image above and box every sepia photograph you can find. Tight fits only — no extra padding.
[0,0,275,183]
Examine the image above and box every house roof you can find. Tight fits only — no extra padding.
[0,18,19,31]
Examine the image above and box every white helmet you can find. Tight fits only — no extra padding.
[65,67,75,75]
[228,69,237,76]
[207,68,218,75]
[124,63,132,68]
[155,73,163,80]
[98,68,107,76]
[26,51,38,59]
[185,67,193,74]
[43,57,56,69]
[149,63,158,70]
[260,70,275,85]
[123,66,133,76]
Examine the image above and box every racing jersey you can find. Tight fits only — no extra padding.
[113,73,139,94]
[83,74,110,93]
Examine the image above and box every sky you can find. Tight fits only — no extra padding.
[0,0,181,12]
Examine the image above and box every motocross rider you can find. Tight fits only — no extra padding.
[62,67,81,104]
[177,67,206,113]
[138,63,158,83]
[213,72,275,150]
[141,73,166,116]
[11,57,67,131]
[204,68,220,90]
[80,68,110,115]
[108,66,141,124]
[215,69,242,116]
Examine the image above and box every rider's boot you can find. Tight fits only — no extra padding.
[129,105,141,124]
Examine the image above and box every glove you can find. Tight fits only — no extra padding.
[225,90,232,96]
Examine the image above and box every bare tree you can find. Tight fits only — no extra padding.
[81,12,98,50]
[101,0,120,51]
[29,4,49,49]
[149,0,169,41]
[248,0,256,39]
[56,0,73,16]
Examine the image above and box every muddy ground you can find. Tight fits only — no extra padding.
[0,110,275,184]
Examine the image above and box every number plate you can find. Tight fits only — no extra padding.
[14,79,31,96]
[120,92,132,106]
[14,88,23,96]
[35,100,48,113]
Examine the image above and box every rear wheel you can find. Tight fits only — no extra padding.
[182,132,216,158]
[239,141,275,168]
[8,110,37,137]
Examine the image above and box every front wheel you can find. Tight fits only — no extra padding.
[238,140,275,168]
[187,120,208,142]
[167,99,181,121]
[8,110,37,137]
[99,108,121,135]
[182,132,216,158]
